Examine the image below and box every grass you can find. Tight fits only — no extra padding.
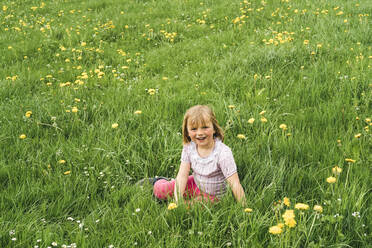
[0,0,371,247]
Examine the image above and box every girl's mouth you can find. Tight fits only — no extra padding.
[196,137,206,140]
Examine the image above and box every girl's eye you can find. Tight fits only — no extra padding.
[202,126,209,129]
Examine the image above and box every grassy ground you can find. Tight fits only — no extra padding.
[0,0,371,247]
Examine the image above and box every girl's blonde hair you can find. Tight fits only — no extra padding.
[182,105,224,144]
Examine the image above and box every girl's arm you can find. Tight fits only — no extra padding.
[174,161,191,204]
[226,173,246,205]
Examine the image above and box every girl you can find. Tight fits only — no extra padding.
[142,105,246,205]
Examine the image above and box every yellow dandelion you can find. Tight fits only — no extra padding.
[71,107,78,113]
[167,203,178,210]
[25,111,32,118]
[64,171,71,175]
[345,158,356,163]
[354,133,361,138]
[148,89,156,95]
[279,124,287,130]
[283,197,290,207]
[228,105,236,109]
[134,110,142,115]
[295,203,309,210]
[313,205,323,213]
[303,40,309,45]
[260,117,268,123]
[112,123,119,129]
[259,110,266,115]
[237,134,246,139]
[244,208,253,213]
[248,118,255,124]
[19,134,26,139]
[326,176,336,183]
[58,160,66,164]
[332,166,342,175]
[282,210,295,220]
[285,217,296,228]
[365,118,371,123]
[162,76,168,80]
[269,225,282,234]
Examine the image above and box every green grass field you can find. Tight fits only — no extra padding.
[1,0,371,247]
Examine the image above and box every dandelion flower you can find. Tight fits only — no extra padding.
[260,117,268,123]
[283,197,290,207]
[269,225,282,234]
[162,77,168,80]
[332,166,342,175]
[168,203,178,210]
[313,205,323,213]
[248,118,255,124]
[345,158,356,163]
[237,134,246,139]
[279,124,287,130]
[366,118,371,123]
[148,89,156,95]
[285,217,296,228]
[71,107,78,113]
[64,171,71,175]
[354,133,361,138]
[295,203,309,210]
[25,111,32,118]
[228,105,235,109]
[282,210,295,220]
[19,134,26,139]
[259,110,266,115]
[134,110,142,115]
[326,176,336,183]
[112,123,119,129]
[244,208,253,213]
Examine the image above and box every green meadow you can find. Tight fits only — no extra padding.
[1,0,371,247]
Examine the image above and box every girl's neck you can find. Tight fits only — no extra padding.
[196,139,215,158]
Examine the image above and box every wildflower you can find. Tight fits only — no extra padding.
[168,203,178,210]
[269,225,282,234]
[326,176,337,183]
[313,205,323,213]
[366,118,371,123]
[134,110,142,115]
[248,118,255,124]
[135,208,141,212]
[259,110,266,115]
[63,171,71,175]
[279,124,287,130]
[345,158,356,163]
[295,203,309,210]
[147,89,156,95]
[285,217,296,227]
[332,166,342,175]
[354,133,361,138]
[228,105,236,109]
[237,134,246,139]
[58,160,66,164]
[303,40,309,45]
[282,210,295,220]
[71,107,78,113]
[283,197,290,207]
[52,242,57,246]
[19,134,26,139]
[244,208,253,213]
[112,123,119,129]
[260,117,268,123]
[162,77,168,80]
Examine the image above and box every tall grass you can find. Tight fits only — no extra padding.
[0,0,371,247]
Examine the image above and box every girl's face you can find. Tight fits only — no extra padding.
[187,119,215,149]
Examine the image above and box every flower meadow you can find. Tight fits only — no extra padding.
[0,0,371,247]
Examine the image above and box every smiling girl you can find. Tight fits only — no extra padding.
[140,105,246,205]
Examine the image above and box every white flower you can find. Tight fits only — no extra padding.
[9,230,15,235]
[198,231,203,235]
[52,242,57,246]
[135,208,141,212]
[11,238,17,241]
[67,217,74,221]
[148,231,152,235]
